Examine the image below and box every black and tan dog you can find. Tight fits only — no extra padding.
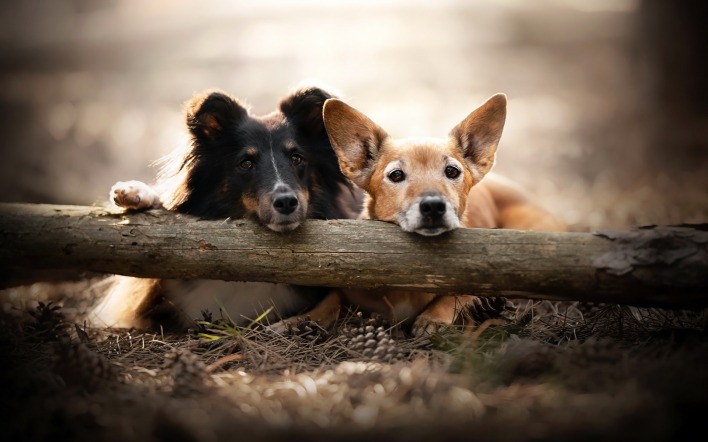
[92,86,360,330]
[276,94,565,336]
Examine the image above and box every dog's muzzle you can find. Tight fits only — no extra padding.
[272,189,299,216]
[419,195,446,223]
[401,194,459,236]
[263,184,307,232]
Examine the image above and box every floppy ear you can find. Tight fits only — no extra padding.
[279,86,336,137]
[323,99,389,189]
[450,93,507,181]
[185,90,248,141]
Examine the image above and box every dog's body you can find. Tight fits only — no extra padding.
[95,89,563,336]
[277,94,565,335]
[92,87,360,330]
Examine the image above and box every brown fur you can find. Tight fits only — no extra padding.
[279,94,565,335]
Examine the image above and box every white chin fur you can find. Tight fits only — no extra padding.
[398,201,460,236]
[414,227,452,236]
[267,221,301,232]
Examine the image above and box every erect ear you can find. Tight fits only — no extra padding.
[323,99,388,189]
[279,86,336,137]
[185,90,248,141]
[450,93,507,181]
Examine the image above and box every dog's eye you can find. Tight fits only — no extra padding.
[291,154,303,166]
[388,169,406,183]
[445,166,460,179]
[240,159,254,170]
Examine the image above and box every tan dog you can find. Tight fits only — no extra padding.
[276,94,564,336]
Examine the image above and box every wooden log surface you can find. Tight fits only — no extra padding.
[0,203,707,308]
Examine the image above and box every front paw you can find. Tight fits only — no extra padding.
[411,315,452,337]
[268,319,293,335]
[268,317,328,341]
[110,180,160,210]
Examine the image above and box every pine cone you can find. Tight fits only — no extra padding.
[28,301,70,341]
[340,312,406,363]
[164,348,209,397]
[54,340,117,390]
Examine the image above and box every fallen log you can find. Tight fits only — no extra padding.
[0,203,706,308]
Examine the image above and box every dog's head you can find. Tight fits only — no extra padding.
[323,94,506,236]
[167,87,339,232]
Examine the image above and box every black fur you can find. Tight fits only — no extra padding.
[161,87,356,224]
[101,87,361,332]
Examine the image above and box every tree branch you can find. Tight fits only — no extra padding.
[1,203,706,308]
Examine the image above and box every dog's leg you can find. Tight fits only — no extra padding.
[269,289,343,334]
[90,276,163,329]
[411,295,477,336]
[110,180,163,210]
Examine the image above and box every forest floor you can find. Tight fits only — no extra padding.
[2,280,707,441]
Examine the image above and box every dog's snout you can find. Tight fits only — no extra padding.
[419,196,446,219]
[273,192,299,215]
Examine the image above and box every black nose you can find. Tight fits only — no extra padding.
[419,196,446,219]
[273,192,299,215]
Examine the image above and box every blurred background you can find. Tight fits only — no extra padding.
[0,0,706,230]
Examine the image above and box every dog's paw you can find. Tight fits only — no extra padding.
[268,317,328,342]
[110,180,161,210]
[411,315,452,337]
[267,319,292,335]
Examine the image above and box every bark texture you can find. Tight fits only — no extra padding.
[1,203,706,307]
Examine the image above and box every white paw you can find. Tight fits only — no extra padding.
[268,317,298,335]
[411,315,452,337]
[110,180,161,210]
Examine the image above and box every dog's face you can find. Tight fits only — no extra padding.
[362,139,473,235]
[171,88,337,232]
[323,94,506,236]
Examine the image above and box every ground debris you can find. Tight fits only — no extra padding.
[2,294,708,441]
